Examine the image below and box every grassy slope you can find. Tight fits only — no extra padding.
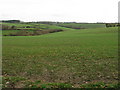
[2,27,118,88]
[2,23,72,36]
[2,23,106,36]
[57,23,106,29]
[1,23,70,30]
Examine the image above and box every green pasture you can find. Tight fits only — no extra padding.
[2,27,118,88]
[1,23,69,30]
[57,23,106,29]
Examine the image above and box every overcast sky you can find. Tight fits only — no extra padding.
[0,0,119,22]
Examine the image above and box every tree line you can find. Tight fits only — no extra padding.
[105,23,119,27]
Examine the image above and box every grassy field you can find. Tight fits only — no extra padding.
[1,23,72,36]
[2,22,119,88]
[1,22,69,30]
[57,23,106,29]
[2,23,106,36]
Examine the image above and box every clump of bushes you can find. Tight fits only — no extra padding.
[4,29,63,36]
[2,25,17,30]
[33,29,63,35]
[49,29,63,33]
[106,23,118,28]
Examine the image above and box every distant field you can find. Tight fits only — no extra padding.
[2,23,106,36]
[1,23,71,36]
[2,30,20,36]
[1,23,69,30]
[2,25,118,88]
[57,23,106,29]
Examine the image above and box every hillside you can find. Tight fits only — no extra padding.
[2,25,118,88]
[1,22,107,36]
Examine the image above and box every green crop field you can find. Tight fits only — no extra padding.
[1,22,69,30]
[57,23,106,29]
[2,22,119,88]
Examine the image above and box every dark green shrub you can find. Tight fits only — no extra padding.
[11,26,17,30]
